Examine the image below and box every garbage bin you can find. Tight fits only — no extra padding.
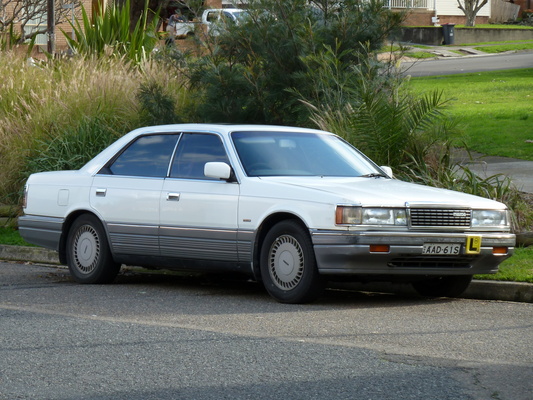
[442,23,456,45]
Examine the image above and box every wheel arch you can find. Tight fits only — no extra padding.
[251,212,310,280]
[58,210,106,265]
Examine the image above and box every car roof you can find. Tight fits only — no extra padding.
[79,124,334,175]
[132,123,329,135]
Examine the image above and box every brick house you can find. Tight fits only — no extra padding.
[385,0,490,26]
[2,0,223,52]
[1,0,95,50]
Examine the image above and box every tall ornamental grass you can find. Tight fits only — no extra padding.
[0,52,189,204]
[0,53,185,204]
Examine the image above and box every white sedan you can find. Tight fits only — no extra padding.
[19,124,515,303]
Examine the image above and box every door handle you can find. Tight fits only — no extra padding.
[96,188,107,197]
[167,192,180,201]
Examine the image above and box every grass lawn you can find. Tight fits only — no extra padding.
[464,40,533,45]
[476,246,533,283]
[408,69,533,160]
[457,24,533,30]
[474,43,533,53]
[0,227,33,246]
[404,51,440,59]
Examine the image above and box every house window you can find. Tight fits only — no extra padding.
[24,5,47,45]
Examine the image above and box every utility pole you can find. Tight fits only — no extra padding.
[47,0,55,55]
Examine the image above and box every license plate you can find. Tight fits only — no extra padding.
[422,243,461,255]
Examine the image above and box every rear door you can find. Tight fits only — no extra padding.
[91,134,180,257]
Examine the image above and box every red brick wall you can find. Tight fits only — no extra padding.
[513,0,532,14]
[205,0,222,8]
[438,15,489,24]
[401,10,436,26]
[401,9,490,26]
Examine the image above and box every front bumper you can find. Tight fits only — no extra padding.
[311,230,516,276]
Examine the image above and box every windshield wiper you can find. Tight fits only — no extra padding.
[360,173,387,178]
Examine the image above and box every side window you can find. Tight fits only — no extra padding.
[222,12,235,25]
[170,133,230,180]
[206,11,218,22]
[104,134,179,177]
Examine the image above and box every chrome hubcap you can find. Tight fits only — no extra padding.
[73,225,100,274]
[269,235,304,290]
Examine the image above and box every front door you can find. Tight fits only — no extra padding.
[159,132,240,262]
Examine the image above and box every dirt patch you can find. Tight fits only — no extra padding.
[376,52,421,63]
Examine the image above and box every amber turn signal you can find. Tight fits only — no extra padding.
[492,247,508,255]
[369,245,390,253]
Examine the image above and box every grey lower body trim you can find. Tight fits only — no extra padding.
[160,225,239,261]
[106,223,255,266]
[107,223,159,256]
[311,230,516,276]
[18,215,64,251]
[237,230,254,263]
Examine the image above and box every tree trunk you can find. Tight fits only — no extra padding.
[465,10,476,26]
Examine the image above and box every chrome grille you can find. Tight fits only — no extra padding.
[410,208,471,228]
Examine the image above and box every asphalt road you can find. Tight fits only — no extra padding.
[1,262,532,400]
[401,51,533,77]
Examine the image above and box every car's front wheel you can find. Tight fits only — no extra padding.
[411,276,473,298]
[260,220,324,304]
[66,214,120,284]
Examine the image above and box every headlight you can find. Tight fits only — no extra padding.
[336,206,407,226]
[472,210,509,228]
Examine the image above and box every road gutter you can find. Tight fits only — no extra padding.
[2,244,532,303]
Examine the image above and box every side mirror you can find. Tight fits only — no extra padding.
[204,162,232,181]
[380,166,393,178]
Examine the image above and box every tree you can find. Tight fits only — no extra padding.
[0,0,81,45]
[456,0,488,26]
[187,0,404,125]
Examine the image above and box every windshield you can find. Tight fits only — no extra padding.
[231,131,383,177]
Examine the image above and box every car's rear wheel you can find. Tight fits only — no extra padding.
[66,214,120,284]
[260,220,324,304]
[411,276,473,298]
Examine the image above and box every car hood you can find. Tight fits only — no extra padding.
[257,176,507,209]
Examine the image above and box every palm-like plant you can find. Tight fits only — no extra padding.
[306,49,454,171]
[63,0,159,65]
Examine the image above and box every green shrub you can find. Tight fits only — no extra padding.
[137,81,182,126]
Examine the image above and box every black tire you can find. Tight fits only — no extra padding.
[260,220,324,304]
[66,214,120,284]
[412,276,473,298]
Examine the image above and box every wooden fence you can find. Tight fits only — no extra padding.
[491,0,521,22]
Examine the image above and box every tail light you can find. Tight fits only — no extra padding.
[22,185,28,209]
